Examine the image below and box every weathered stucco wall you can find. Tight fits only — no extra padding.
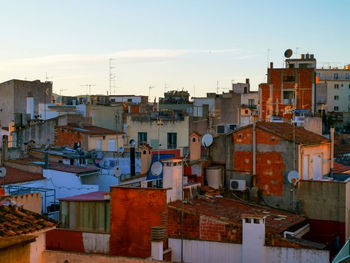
[11,193,42,214]
[109,187,167,258]
[0,242,31,263]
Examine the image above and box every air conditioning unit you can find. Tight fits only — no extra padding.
[141,181,147,188]
[229,179,247,191]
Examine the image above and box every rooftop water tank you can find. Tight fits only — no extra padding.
[206,166,222,189]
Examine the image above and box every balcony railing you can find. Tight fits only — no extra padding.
[241,104,257,109]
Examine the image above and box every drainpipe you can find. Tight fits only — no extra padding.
[1,135,8,166]
[130,139,136,177]
[330,127,334,177]
[44,151,49,169]
[253,121,256,185]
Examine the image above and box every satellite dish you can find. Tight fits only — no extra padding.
[284,49,293,58]
[0,167,6,178]
[113,166,122,177]
[129,139,136,147]
[118,146,124,153]
[151,161,163,176]
[287,170,299,185]
[201,133,213,147]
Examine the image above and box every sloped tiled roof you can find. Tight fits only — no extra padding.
[0,166,44,186]
[334,162,350,174]
[57,125,123,135]
[0,204,56,237]
[169,197,307,234]
[235,122,329,145]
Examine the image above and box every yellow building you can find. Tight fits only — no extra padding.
[126,114,189,154]
[55,125,124,151]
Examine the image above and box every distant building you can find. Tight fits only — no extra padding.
[159,90,193,114]
[55,125,124,151]
[126,112,189,153]
[316,65,350,113]
[0,79,52,127]
[259,54,316,121]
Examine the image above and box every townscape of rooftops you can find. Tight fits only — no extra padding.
[1,50,350,263]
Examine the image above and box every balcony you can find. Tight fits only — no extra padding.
[241,104,257,109]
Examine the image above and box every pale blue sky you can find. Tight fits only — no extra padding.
[0,0,349,98]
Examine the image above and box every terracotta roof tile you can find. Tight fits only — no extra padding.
[235,122,329,145]
[334,162,350,174]
[168,197,307,234]
[0,166,44,185]
[0,204,56,237]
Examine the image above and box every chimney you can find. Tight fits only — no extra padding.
[130,139,136,176]
[151,226,165,261]
[242,214,267,263]
[270,62,273,69]
[141,144,152,174]
[190,132,201,161]
[246,78,250,85]
[163,158,183,203]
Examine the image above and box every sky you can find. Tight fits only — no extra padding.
[0,0,349,99]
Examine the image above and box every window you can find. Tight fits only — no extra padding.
[127,98,132,102]
[334,96,339,101]
[348,95,350,101]
[283,90,294,105]
[334,106,339,111]
[192,137,196,142]
[283,75,296,82]
[217,125,225,134]
[334,73,339,80]
[245,109,249,114]
[248,99,255,107]
[167,133,177,149]
[138,132,147,146]
[229,124,237,131]
[334,84,339,89]
[97,140,102,150]
[346,73,350,80]
[110,98,115,102]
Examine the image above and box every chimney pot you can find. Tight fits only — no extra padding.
[270,62,273,69]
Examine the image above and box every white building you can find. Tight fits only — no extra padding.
[316,66,350,112]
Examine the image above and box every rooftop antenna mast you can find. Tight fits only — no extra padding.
[109,58,116,95]
[149,86,154,103]
[80,84,96,95]
[216,80,219,94]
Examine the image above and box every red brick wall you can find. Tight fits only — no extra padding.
[168,208,241,243]
[55,128,82,148]
[259,68,314,121]
[256,152,285,196]
[109,187,167,258]
[168,207,200,239]
[233,127,285,196]
[233,151,253,173]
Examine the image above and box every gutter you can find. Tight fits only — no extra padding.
[283,223,310,239]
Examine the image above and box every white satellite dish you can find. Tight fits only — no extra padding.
[151,161,163,176]
[201,133,213,147]
[0,167,6,178]
[113,166,122,177]
[287,170,299,185]
[118,146,124,153]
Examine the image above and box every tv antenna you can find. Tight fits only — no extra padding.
[80,84,96,95]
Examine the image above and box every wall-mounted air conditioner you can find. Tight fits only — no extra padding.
[229,179,247,191]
